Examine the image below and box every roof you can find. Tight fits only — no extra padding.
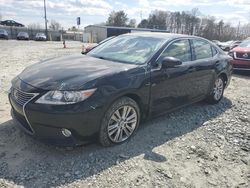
[121,32,193,40]
[85,25,169,32]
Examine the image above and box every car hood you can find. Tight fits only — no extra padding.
[18,54,137,91]
[232,47,250,53]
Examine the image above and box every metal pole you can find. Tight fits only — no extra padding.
[44,0,48,40]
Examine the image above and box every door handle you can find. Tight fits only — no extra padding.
[188,66,196,72]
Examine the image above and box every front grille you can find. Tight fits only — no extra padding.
[11,88,36,106]
[235,52,250,60]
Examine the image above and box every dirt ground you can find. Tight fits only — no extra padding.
[0,40,249,188]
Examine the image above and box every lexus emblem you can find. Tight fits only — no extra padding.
[243,53,248,58]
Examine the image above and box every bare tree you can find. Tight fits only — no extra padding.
[147,10,169,30]
[49,20,61,31]
[108,9,248,41]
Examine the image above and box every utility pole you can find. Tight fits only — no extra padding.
[44,0,48,40]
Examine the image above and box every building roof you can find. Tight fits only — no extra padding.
[85,25,169,32]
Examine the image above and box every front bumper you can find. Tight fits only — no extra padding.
[9,90,105,146]
[232,59,250,70]
[35,37,46,41]
[0,34,8,39]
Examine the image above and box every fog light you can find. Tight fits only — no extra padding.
[61,128,72,137]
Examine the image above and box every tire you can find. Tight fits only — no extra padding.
[206,76,225,104]
[99,97,140,147]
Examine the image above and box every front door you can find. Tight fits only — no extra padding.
[150,39,199,116]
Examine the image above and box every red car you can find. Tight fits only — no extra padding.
[229,39,250,70]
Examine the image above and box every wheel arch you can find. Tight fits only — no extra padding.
[218,72,228,86]
[124,93,148,119]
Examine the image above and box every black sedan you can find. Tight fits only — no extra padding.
[0,29,8,39]
[9,33,233,146]
[0,20,24,27]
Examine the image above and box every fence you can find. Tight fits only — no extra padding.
[0,25,85,42]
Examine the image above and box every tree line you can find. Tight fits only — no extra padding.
[106,9,250,41]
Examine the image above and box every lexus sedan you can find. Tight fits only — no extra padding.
[17,32,29,40]
[229,39,250,70]
[9,33,233,146]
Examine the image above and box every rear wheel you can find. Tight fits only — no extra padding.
[99,97,140,147]
[206,76,225,104]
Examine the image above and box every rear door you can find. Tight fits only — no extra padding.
[190,39,218,98]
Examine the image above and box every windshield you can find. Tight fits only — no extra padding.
[239,39,250,48]
[19,32,28,36]
[0,30,6,34]
[87,35,166,65]
[36,33,45,36]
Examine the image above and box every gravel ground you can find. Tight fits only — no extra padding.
[0,40,249,188]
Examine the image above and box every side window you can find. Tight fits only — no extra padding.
[193,39,213,60]
[158,39,191,63]
[211,46,218,56]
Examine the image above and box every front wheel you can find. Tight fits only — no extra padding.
[99,97,140,147]
[206,76,225,104]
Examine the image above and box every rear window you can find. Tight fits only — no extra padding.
[193,39,213,60]
[211,46,218,56]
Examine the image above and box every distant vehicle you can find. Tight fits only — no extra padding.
[230,41,241,50]
[17,32,29,40]
[219,41,234,51]
[82,36,115,54]
[0,29,8,39]
[229,39,250,70]
[35,33,46,41]
[9,33,232,146]
[0,20,24,27]
[212,40,221,46]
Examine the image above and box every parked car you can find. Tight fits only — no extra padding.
[17,32,29,40]
[0,29,8,39]
[219,41,234,51]
[35,33,47,41]
[229,40,241,50]
[0,20,24,27]
[81,43,97,54]
[228,39,250,70]
[212,40,221,46]
[81,36,115,54]
[9,33,232,146]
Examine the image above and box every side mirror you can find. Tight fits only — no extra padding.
[161,57,182,68]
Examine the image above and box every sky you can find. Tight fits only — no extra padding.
[0,0,250,29]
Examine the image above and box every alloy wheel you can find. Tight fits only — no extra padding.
[213,78,224,101]
[107,105,138,143]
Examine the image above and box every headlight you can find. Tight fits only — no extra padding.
[35,89,96,105]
